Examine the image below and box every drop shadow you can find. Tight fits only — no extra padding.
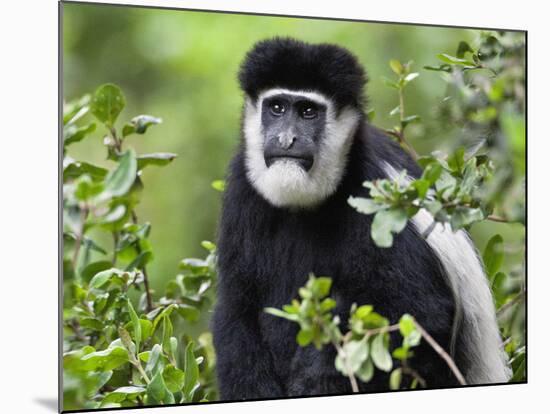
[34,398,58,412]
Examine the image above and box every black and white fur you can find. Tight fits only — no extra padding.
[212,38,510,401]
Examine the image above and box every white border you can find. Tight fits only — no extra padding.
[1,0,544,413]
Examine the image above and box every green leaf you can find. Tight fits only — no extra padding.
[162,314,173,355]
[371,208,408,248]
[450,207,484,231]
[90,84,126,127]
[399,314,415,337]
[264,307,300,322]
[80,317,104,331]
[366,108,376,121]
[447,147,465,173]
[483,235,504,277]
[413,179,430,199]
[179,257,208,272]
[382,77,400,90]
[145,344,162,376]
[102,386,145,404]
[64,123,96,146]
[435,170,457,198]
[491,271,506,292]
[64,94,91,125]
[320,298,337,313]
[348,196,385,215]
[404,72,419,83]
[392,346,411,361]
[169,337,178,362]
[456,41,474,58]
[356,358,374,383]
[343,338,369,372]
[80,346,129,371]
[89,268,122,289]
[125,251,153,271]
[64,160,108,183]
[123,115,162,137]
[200,240,216,252]
[117,328,135,356]
[401,115,421,128]
[355,305,374,320]
[421,163,443,185]
[389,105,400,117]
[424,200,442,216]
[74,175,104,201]
[470,106,497,123]
[362,311,389,329]
[313,277,332,297]
[100,149,137,200]
[81,260,113,283]
[211,180,225,192]
[147,370,175,404]
[183,342,200,401]
[371,334,392,372]
[297,329,313,346]
[163,364,185,393]
[389,59,403,75]
[399,314,421,346]
[151,304,177,333]
[436,53,476,67]
[98,205,126,227]
[390,368,402,390]
[175,304,200,322]
[423,64,452,72]
[127,299,141,353]
[137,153,177,169]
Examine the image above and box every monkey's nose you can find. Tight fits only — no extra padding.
[278,134,297,150]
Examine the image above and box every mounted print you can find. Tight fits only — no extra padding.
[60,1,526,412]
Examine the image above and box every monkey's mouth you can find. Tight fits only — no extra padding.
[264,154,314,171]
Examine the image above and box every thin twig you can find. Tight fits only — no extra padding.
[331,337,360,393]
[131,211,153,312]
[487,214,510,223]
[397,87,419,161]
[112,231,119,265]
[364,324,401,337]
[131,358,151,385]
[402,361,427,388]
[385,129,418,161]
[412,318,466,385]
[106,126,153,312]
[497,291,525,318]
[72,205,89,271]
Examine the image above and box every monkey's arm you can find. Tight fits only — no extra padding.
[212,276,285,400]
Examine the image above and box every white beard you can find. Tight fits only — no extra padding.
[243,88,361,208]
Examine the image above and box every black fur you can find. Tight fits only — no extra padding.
[212,40,460,401]
[213,124,460,399]
[239,38,367,110]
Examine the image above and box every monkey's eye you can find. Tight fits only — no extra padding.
[269,101,286,116]
[301,105,318,119]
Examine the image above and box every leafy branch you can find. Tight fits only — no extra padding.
[382,59,421,160]
[63,84,217,409]
[349,146,500,247]
[265,275,466,392]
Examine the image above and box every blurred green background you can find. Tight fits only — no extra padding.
[63,2,524,294]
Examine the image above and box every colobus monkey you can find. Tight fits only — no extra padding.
[212,38,510,400]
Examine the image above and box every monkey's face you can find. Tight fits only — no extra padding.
[243,88,361,208]
[261,93,326,172]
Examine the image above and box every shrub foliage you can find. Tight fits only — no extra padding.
[62,31,525,410]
